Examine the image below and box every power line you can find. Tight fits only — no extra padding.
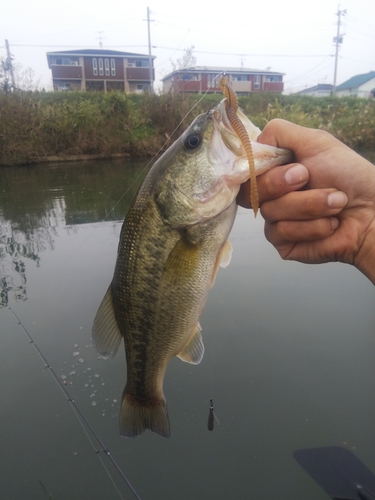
[153,46,330,57]
[7,42,330,59]
[9,44,149,48]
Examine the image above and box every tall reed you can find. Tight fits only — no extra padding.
[0,91,374,166]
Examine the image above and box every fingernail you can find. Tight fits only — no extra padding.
[285,164,309,185]
[331,217,340,230]
[327,191,348,209]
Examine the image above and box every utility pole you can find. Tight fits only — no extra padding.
[332,6,346,95]
[95,31,105,49]
[5,39,16,91]
[146,7,154,93]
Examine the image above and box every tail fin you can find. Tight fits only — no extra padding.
[119,392,170,439]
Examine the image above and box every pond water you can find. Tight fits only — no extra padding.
[1,157,374,500]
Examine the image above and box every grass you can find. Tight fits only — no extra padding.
[0,90,374,166]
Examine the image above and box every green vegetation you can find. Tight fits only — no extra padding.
[0,90,374,166]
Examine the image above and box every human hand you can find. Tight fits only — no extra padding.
[237,119,375,284]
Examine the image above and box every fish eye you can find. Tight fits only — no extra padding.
[184,133,201,150]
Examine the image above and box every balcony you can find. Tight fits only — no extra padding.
[126,67,154,81]
[51,65,82,79]
[264,81,284,92]
[231,80,252,93]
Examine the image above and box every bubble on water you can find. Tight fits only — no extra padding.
[94,374,100,378]
[78,358,84,363]
[101,383,105,386]
[87,368,92,371]
[113,399,117,403]
[72,352,80,357]
[92,401,97,406]
[61,375,67,380]
[69,371,76,376]
[84,383,89,388]
[73,344,79,349]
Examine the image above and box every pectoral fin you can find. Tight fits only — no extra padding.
[219,239,233,269]
[92,286,122,358]
[177,323,204,365]
[210,239,233,288]
[164,236,202,285]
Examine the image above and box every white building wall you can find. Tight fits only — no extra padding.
[337,77,375,98]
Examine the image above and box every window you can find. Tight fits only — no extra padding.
[233,74,248,82]
[54,57,71,65]
[181,73,198,81]
[99,58,103,76]
[128,59,149,68]
[207,74,219,88]
[265,75,281,82]
[111,59,116,76]
[57,82,71,91]
[254,75,260,89]
[105,58,110,76]
[92,58,98,76]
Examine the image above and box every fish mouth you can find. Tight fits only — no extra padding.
[210,99,294,178]
[211,99,262,152]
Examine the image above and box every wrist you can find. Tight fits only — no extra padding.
[354,221,375,285]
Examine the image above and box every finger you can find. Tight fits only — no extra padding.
[261,189,348,223]
[237,163,309,209]
[257,119,334,153]
[265,217,340,248]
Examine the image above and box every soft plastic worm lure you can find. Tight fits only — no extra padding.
[218,74,259,216]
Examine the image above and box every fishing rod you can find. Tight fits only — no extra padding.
[8,306,142,500]
[7,76,227,495]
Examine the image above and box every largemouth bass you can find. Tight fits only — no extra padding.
[92,99,293,438]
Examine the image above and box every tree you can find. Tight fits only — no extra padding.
[170,46,197,72]
[0,57,40,92]
[0,56,13,92]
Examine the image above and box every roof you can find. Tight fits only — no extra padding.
[46,49,155,59]
[161,66,284,81]
[336,71,375,91]
[295,84,333,94]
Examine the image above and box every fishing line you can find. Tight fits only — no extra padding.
[8,306,142,500]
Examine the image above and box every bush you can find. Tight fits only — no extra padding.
[0,90,374,166]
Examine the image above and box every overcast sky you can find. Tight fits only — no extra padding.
[1,0,374,93]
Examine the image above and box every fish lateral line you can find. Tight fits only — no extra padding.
[218,73,259,217]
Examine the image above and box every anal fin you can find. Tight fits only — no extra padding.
[177,323,204,365]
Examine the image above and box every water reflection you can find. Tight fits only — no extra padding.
[0,159,148,307]
[1,154,374,500]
